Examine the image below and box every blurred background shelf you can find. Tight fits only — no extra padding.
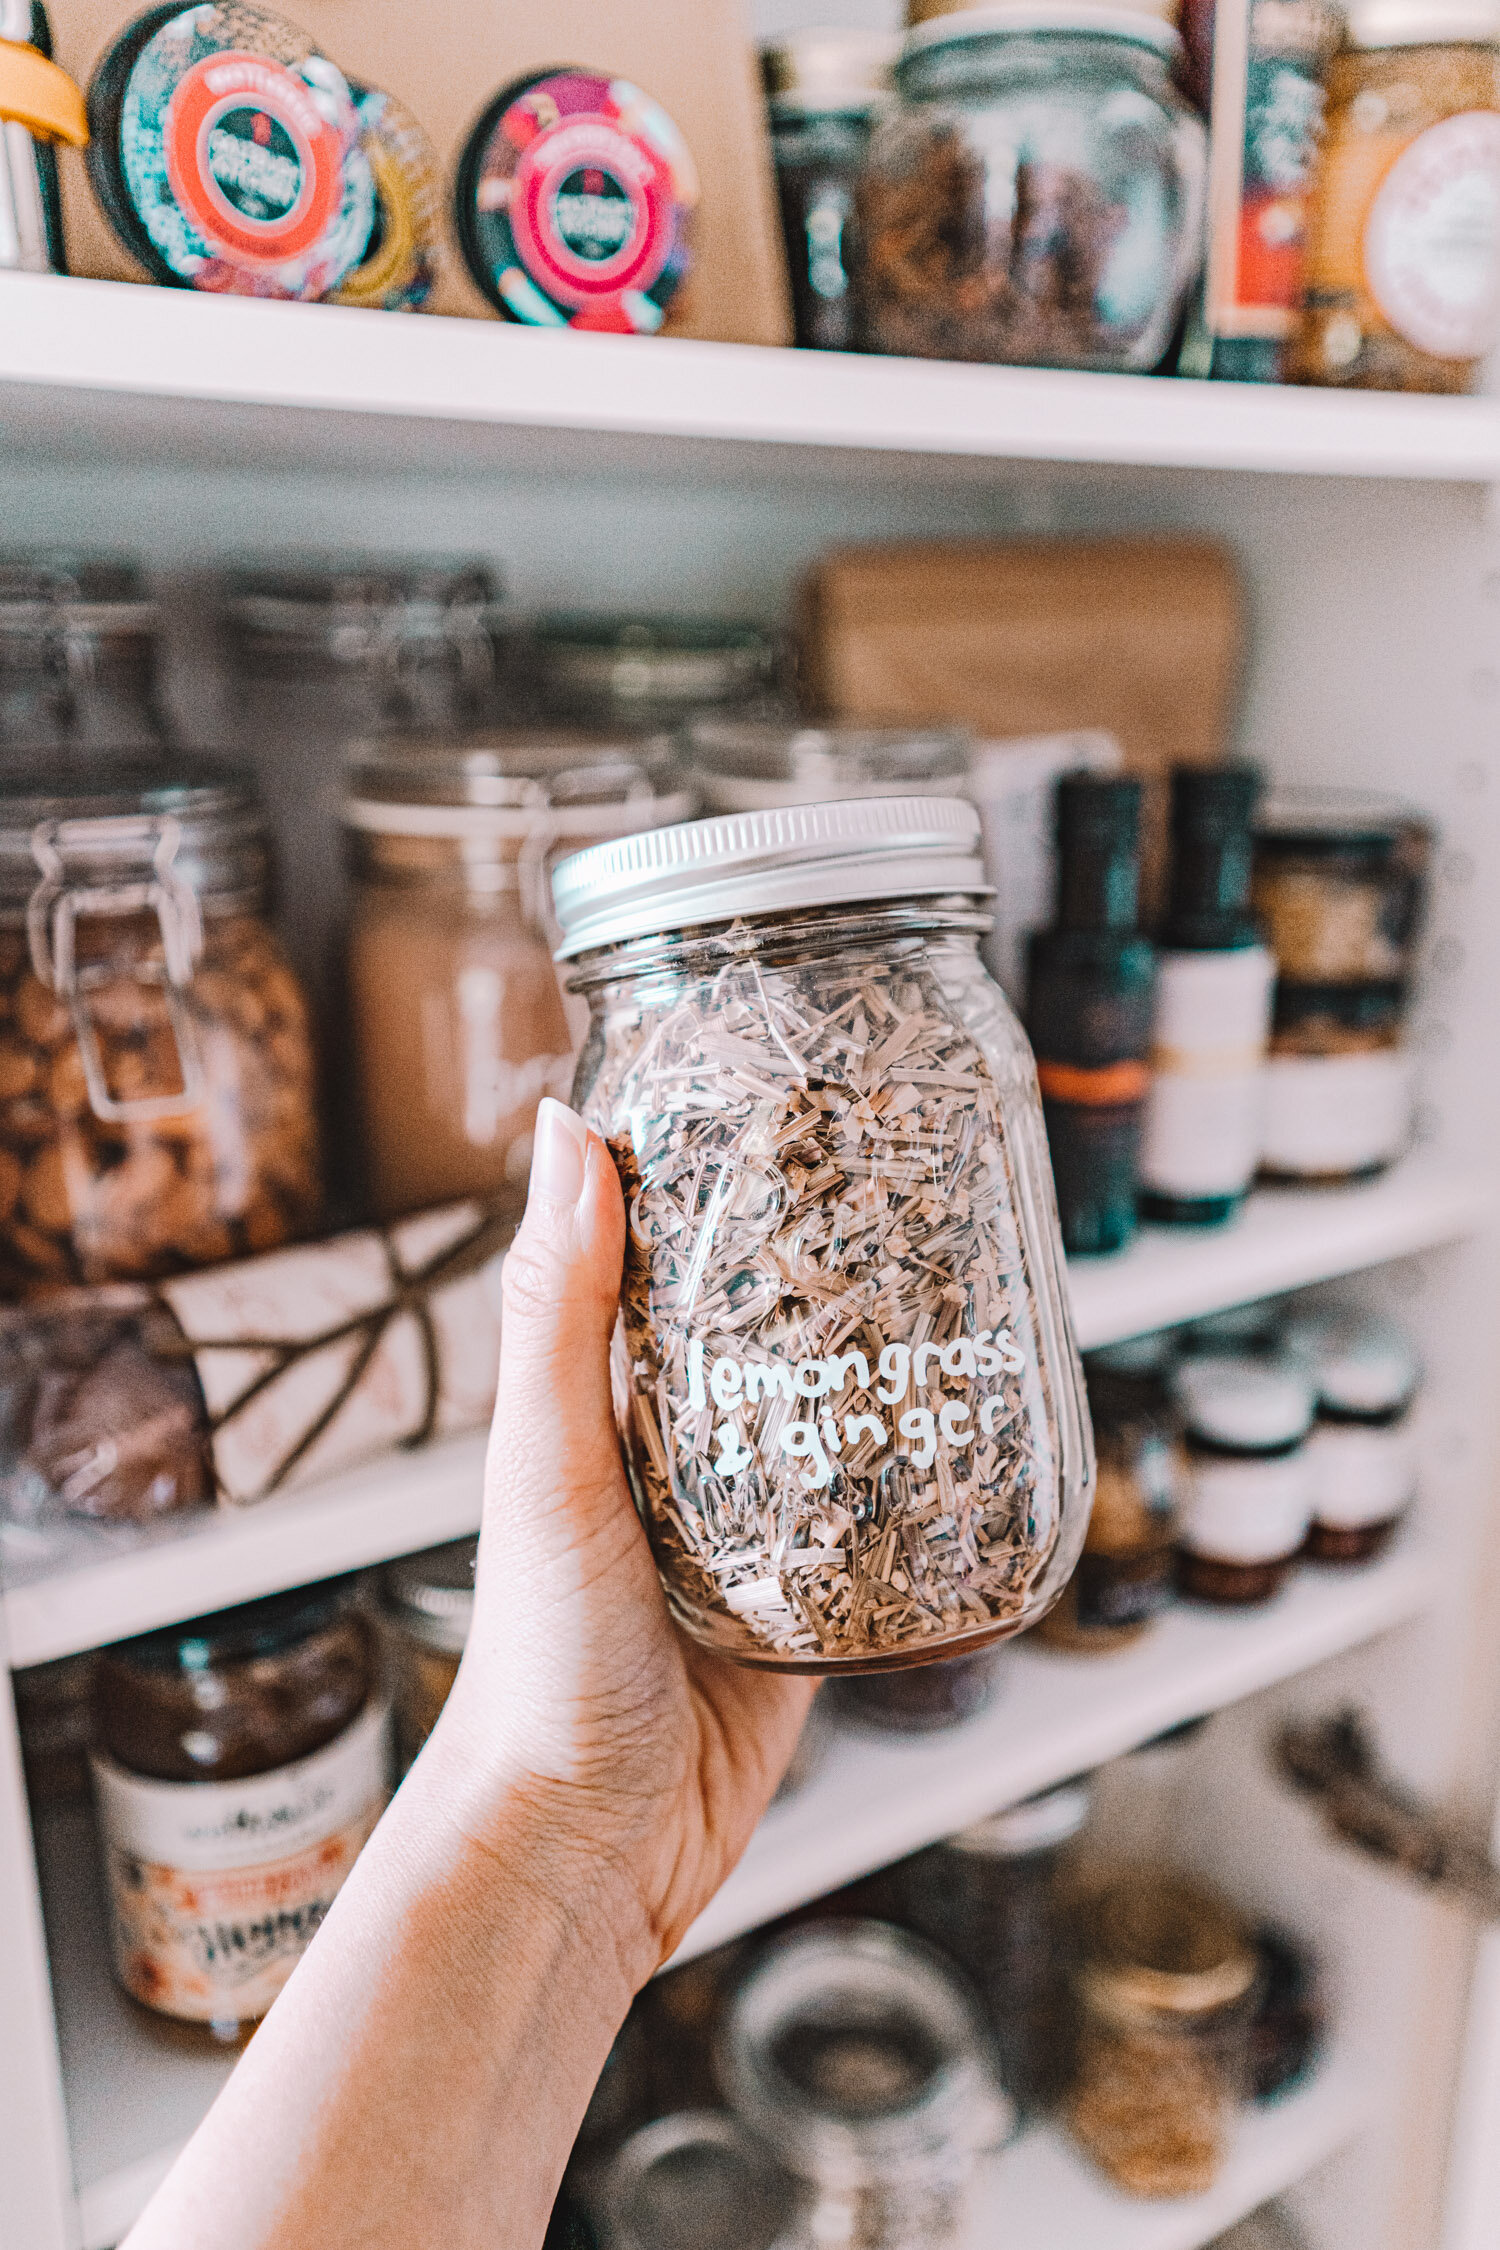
[2,1155,1480,1670]
[1,276,1499,487]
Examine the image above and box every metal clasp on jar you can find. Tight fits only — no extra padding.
[26,814,206,1123]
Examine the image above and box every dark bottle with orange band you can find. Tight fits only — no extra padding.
[1027,775,1156,1257]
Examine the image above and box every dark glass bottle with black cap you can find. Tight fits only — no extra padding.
[1140,766,1275,1227]
[1026,774,1156,1256]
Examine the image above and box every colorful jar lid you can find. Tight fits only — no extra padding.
[88,1,374,300]
[455,66,698,333]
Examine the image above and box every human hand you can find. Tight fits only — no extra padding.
[432,1098,815,1984]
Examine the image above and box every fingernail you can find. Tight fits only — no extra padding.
[530,1098,588,1207]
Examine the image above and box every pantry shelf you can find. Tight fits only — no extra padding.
[0,1156,1482,1670]
[2,274,1500,486]
[38,1751,1372,2250]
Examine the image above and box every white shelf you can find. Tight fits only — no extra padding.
[2,1156,1483,1671]
[1,274,1499,485]
[39,1728,1375,2250]
[675,1538,1437,1963]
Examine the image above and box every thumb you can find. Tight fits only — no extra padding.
[486,1098,631,1550]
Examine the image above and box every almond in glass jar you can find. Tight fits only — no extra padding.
[342,733,694,1221]
[0,760,322,1287]
[555,799,1094,1674]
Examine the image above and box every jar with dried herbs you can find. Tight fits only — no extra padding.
[554,798,1094,1674]
[0,761,322,1287]
[1068,1872,1258,2198]
[858,11,1208,369]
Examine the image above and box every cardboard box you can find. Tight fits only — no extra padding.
[50,0,792,344]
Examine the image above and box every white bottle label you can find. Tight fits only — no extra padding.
[92,1698,390,2024]
[1365,112,1500,360]
[1263,1050,1413,1177]
[1141,947,1274,1199]
[1181,1451,1312,1564]
[1307,1420,1416,1530]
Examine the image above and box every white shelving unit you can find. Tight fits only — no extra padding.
[4,210,1500,2250]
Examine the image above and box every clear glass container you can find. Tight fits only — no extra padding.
[761,30,899,351]
[344,732,693,1221]
[1040,1334,1180,1651]
[718,1922,1013,2250]
[0,555,164,753]
[0,759,323,1286]
[891,1778,1092,2115]
[1068,1872,1258,2198]
[381,1536,476,1770]
[686,720,970,815]
[91,1579,387,2039]
[526,616,780,731]
[595,2110,808,2250]
[858,9,1208,369]
[555,798,1094,1674]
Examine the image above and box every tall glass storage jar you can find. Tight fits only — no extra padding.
[858,9,1208,370]
[554,799,1094,1673]
[0,556,166,754]
[343,733,694,1222]
[0,760,322,1286]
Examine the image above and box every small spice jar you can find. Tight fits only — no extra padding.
[15,1650,97,1805]
[91,1578,387,2039]
[526,616,779,731]
[891,1779,1092,2115]
[596,2110,809,2250]
[343,732,693,1220]
[1040,1334,1180,1652]
[1068,1872,1258,2199]
[858,8,1208,369]
[1262,982,1414,1185]
[761,30,899,351]
[381,1536,476,1770]
[1290,0,1500,392]
[719,1922,1013,2250]
[0,760,323,1287]
[1288,1311,1419,1561]
[555,798,1095,1674]
[826,1645,1008,1731]
[0,556,165,753]
[1175,1357,1315,1605]
[1253,790,1432,986]
[687,720,970,815]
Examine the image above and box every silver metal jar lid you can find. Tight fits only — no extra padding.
[902,4,1183,63]
[1344,0,1500,46]
[687,720,971,814]
[552,796,989,959]
[381,1538,478,1655]
[761,27,900,113]
[598,2110,808,2250]
[343,730,696,844]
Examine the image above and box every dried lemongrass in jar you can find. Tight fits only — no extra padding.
[554,799,1094,1674]
[342,732,694,1221]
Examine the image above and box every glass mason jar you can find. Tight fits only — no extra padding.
[718,1922,1014,2250]
[524,615,781,731]
[381,1536,476,1771]
[761,29,900,351]
[555,798,1093,1674]
[0,555,165,754]
[596,2110,809,2250]
[858,8,1208,369]
[686,720,971,815]
[1068,1871,1258,2199]
[91,1579,387,2040]
[343,732,694,1222]
[0,760,323,1287]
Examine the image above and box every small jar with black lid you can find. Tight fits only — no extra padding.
[1041,1333,1180,1651]
[91,1578,388,2039]
[526,616,780,732]
[761,29,898,351]
[0,555,165,753]
[687,719,970,815]
[1175,1356,1315,1604]
[381,1536,476,1770]
[0,758,323,1286]
[1288,1313,1419,1563]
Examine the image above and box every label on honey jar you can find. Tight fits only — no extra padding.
[1364,112,1500,361]
[92,1697,389,2026]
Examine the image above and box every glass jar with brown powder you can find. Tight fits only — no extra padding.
[341,733,693,1221]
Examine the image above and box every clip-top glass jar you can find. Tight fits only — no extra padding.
[555,798,1093,1673]
[0,555,165,753]
[858,7,1208,369]
[526,615,780,731]
[0,759,322,1286]
[686,721,971,815]
[344,732,694,1221]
